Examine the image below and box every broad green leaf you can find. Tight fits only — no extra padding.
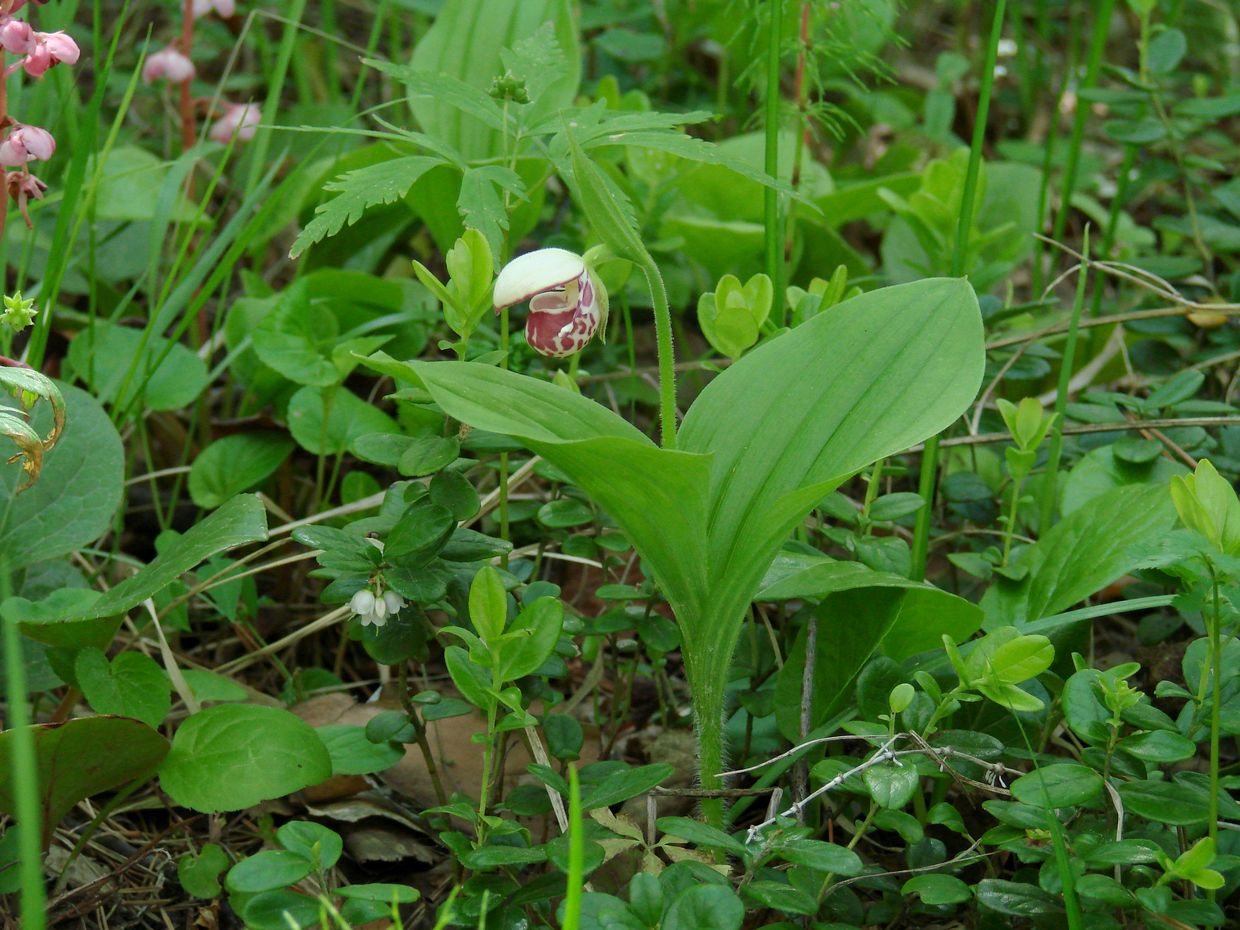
[1010,763,1103,809]
[498,596,564,680]
[225,849,313,894]
[768,561,984,739]
[67,321,208,413]
[1061,444,1186,516]
[0,716,168,845]
[75,648,172,728]
[903,874,972,905]
[316,724,404,776]
[251,282,341,387]
[188,433,294,509]
[662,885,743,930]
[982,483,1178,628]
[286,385,400,455]
[159,704,332,812]
[679,278,984,726]
[366,353,714,627]
[178,843,230,899]
[277,821,344,871]
[406,0,580,161]
[0,383,123,570]
[16,495,268,646]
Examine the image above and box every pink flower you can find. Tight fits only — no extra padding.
[20,31,79,78]
[192,0,236,19]
[0,124,55,166]
[0,19,33,55]
[142,46,195,84]
[208,101,260,143]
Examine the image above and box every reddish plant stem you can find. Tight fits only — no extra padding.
[179,0,196,153]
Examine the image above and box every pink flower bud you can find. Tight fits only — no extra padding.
[192,0,236,19]
[208,101,260,143]
[0,19,33,55]
[142,46,195,84]
[0,124,54,166]
[20,31,79,77]
[41,32,79,65]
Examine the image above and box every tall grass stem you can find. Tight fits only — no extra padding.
[910,0,1007,581]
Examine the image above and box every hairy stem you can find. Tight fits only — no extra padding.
[642,258,678,449]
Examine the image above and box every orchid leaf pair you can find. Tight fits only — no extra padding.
[367,276,986,820]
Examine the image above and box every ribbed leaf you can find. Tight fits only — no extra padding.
[407,0,580,161]
[678,277,985,647]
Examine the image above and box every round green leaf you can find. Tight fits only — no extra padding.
[178,843,230,899]
[316,724,405,776]
[242,889,322,930]
[75,648,171,728]
[903,874,972,905]
[1010,764,1103,809]
[663,884,744,930]
[158,705,332,812]
[189,433,294,509]
[276,820,343,870]
[287,385,399,455]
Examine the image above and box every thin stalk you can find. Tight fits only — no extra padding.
[561,764,584,930]
[910,0,1007,581]
[1208,565,1222,856]
[763,0,785,320]
[641,259,677,449]
[498,307,510,567]
[1048,1,1115,251]
[1037,227,1089,532]
[2,577,46,930]
[243,0,307,197]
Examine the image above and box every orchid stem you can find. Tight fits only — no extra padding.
[642,258,677,449]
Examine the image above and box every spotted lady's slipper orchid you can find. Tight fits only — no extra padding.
[493,248,608,359]
[143,46,195,84]
[349,588,405,629]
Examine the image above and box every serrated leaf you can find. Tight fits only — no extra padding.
[290,156,443,258]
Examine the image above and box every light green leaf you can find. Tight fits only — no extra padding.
[251,282,341,387]
[159,704,332,812]
[75,648,171,728]
[286,385,400,455]
[469,566,508,644]
[189,433,294,509]
[0,383,123,569]
[982,483,1178,628]
[67,322,208,413]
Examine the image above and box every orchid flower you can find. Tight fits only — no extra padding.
[493,248,608,359]
[208,101,260,143]
[0,124,54,166]
[143,46,195,84]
